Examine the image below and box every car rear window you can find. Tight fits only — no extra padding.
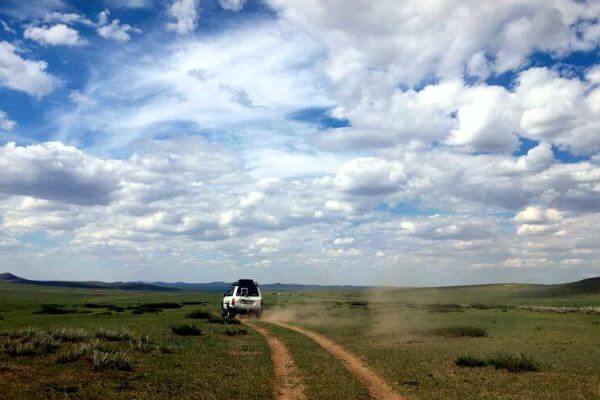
[236,284,259,297]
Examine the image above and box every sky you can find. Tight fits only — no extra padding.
[0,0,599,286]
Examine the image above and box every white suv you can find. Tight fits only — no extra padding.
[222,279,263,318]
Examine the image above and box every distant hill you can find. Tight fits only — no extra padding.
[528,277,600,297]
[152,281,365,292]
[0,273,178,292]
[1,272,598,295]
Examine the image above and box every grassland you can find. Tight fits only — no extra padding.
[0,279,599,399]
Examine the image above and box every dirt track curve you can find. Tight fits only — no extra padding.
[268,321,405,400]
[245,321,306,400]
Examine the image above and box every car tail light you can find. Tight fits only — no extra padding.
[231,298,236,306]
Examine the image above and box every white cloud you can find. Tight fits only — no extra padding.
[107,0,153,8]
[0,41,55,97]
[333,158,406,196]
[44,11,93,26]
[0,20,16,34]
[219,0,247,12]
[166,0,198,35]
[24,24,86,46]
[516,67,600,154]
[446,85,520,153]
[0,142,120,205]
[0,110,16,131]
[97,10,141,42]
[333,237,354,245]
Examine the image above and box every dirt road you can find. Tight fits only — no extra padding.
[245,321,306,400]
[268,321,405,400]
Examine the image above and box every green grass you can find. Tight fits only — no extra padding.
[0,281,273,399]
[0,280,599,399]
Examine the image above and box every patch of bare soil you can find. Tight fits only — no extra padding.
[269,321,405,400]
[245,321,306,400]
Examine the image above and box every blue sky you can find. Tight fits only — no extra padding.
[0,0,599,285]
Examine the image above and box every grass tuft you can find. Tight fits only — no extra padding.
[455,355,487,367]
[430,326,488,337]
[95,328,135,342]
[0,361,13,372]
[172,325,202,336]
[50,328,91,343]
[92,351,132,371]
[56,342,98,363]
[3,340,36,356]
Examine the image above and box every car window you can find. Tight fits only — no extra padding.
[237,284,259,296]
[225,286,235,296]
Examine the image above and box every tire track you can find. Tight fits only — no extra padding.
[268,321,405,400]
[245,321,306,400]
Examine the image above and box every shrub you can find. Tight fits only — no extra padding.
[455,355,487,368]
[208,316,241,325]
[95,328,135,342]
[430,326,487,337]
[224,328,248,337]
[131,307,161,315]
[172,325,201,336]
[185,310,212,319]
[348,301,369,307]
[426,303,463,312]
[50,328,91,343]
[84,303,124,311]
[488,353,539,372]
[182,301,208,305]
[139,302,182,309]
[454,353,540,372]
[38,304,77,315]
[92,351,132,371]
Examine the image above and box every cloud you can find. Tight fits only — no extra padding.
[333,158,406,196]
[0,142,120,205]
[219,0,247,12]
[516,67,600,155]
[53,22,331,152]
[44,11,94,26]
[0,110,16,131]
[0,41,55,97]
[0,20,16,34]
[166,0,199,35]
[24,24,86,46]
[97,10,141,42]
[107,0,154,8]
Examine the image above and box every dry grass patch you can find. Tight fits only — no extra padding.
[92,350,132,371]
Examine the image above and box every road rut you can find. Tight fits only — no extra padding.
[268,321,405,400]
[246,321,306,400]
